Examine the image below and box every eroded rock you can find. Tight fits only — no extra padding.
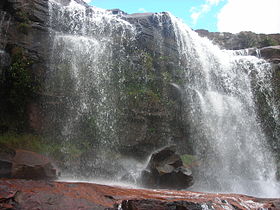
[0,146,58,180]
[140,145,194,189]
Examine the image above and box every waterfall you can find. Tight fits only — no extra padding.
[46,0,279,197]
[47,0,136,177]
[168,14,279,197]
[0,11,11,78]
[0,11,11,50]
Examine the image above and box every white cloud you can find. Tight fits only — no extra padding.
[190,12,201,25]
[206,0,222,5]
[190,5,210,24]
[217,0,280,34]
[83,0,92,3]
[138,8,148,13]
[190,0,222,25]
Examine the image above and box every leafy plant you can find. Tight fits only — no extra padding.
[16,11,30,23]
[0,133,47,152]
[6,47,40,117]
[259,37,278,48]
[18,23,30,34]
[181,154,198,168]
[0,132,85,164]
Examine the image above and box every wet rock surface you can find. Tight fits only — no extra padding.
[259,45,280,63]
[0,146,58,180]
[140,146,194,189]
[0,179,279,210]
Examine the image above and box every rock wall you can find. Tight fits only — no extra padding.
[1,1,279,132]
[0,0,50,133]
[0,0,192,176]
[196,29,280,50]
[114,12,191,159]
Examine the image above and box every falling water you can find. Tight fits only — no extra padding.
[0,11,11,50]
[0,11,11,76]
[47,0,136,177]
[168,14,279,197]
[46,0,279,197]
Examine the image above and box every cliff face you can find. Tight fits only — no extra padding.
[0,0,280,179]
[0,0,192,177]
[195,29,280,50]
[0,0,50,133]
[2,0,279,134]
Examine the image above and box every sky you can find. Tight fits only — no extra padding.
[84,0,280,34]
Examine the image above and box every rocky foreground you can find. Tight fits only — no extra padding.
[0,179,279,210]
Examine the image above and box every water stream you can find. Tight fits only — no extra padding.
[47,0,136,177]
[47,0,279,197]
[0,11,11,50]
[169,14,279,197]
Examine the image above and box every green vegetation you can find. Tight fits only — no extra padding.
[237,32,256,49]
[148,127,156,133]
[127,87,161,102]
[16,11,30,23]
[236,32,279,48]
[116,50,162,109]
[181,154,197,167]
[18,22,31,35]
[16,10,31,35]
[259,37,278,48]
[6,47,39,118]
[0,132,86,164]
[0,133,46,152]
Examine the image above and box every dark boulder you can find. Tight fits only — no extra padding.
[140,145,194,189]
[0,145,58,180]
[0,144,15,178]
[119,200,203,210]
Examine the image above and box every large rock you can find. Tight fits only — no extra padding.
[0,179,279,209]
[12,149,58,180]
[259,45,280,63]
[140,146,194,189]
[0,146,58,180]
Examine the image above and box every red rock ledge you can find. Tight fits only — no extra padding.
[0,179,279,209]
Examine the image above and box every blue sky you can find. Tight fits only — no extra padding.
[89,0,226,32]
[87,0,280,34]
